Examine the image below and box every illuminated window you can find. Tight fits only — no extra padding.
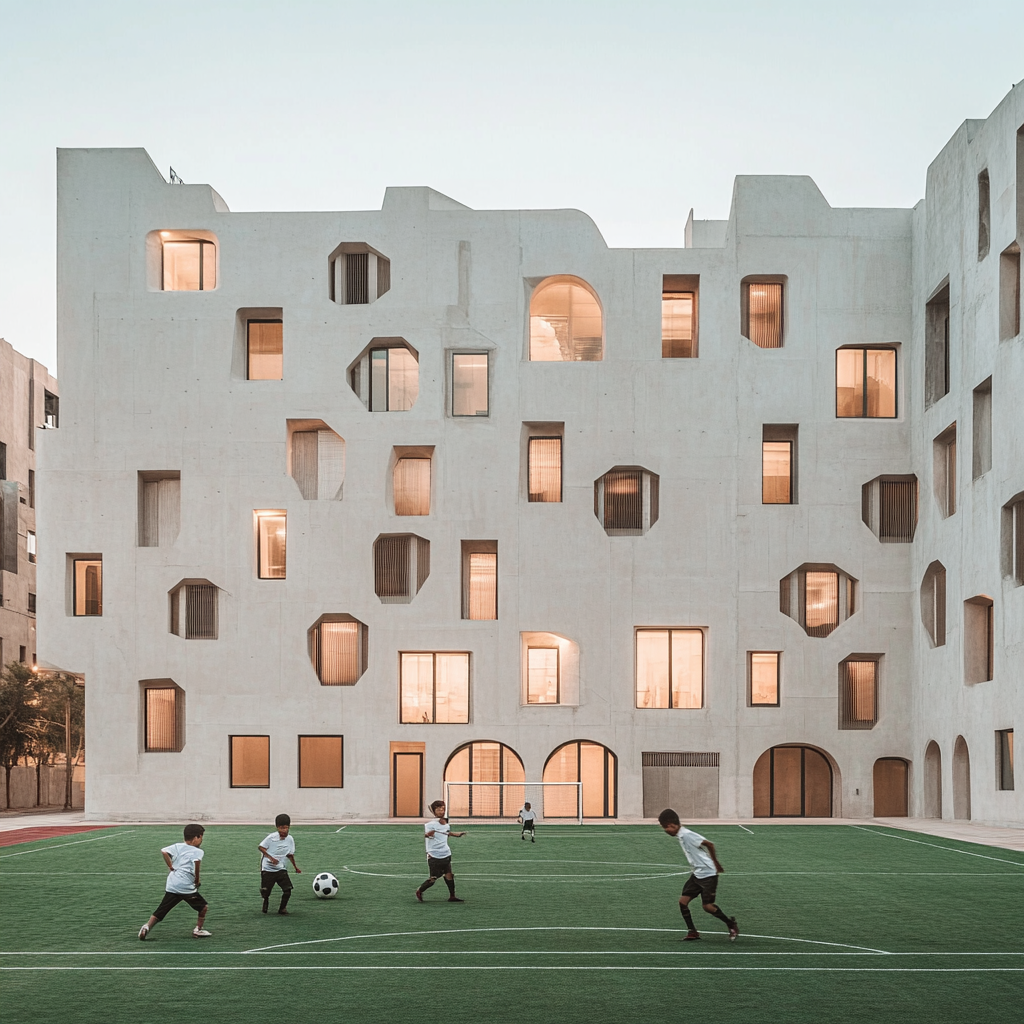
[247,320,283,380]
[529,276,603,361]
[374,534,429,603]
[925,285,950,406]
[543,741,617,818]
[527,647,559,704]
[839,659,879,729]
[444,741,525,817]
[462,542,497,620]
[400,652,470,724]
[162,237,216,291]
[170,581,217,639]
[836,348,897,418]
[933,424,957,518]
[452,353,489,416]
[255,511,286,579]
[230,735,269,787]
[288,423,345,500]
[964,596,994,684]
[662,278,697,358]
[595,467,659,535]
[528,437,562,502]
[742,280,784,348]
[394,457,431,515]
[780,565,856,638]
[762,442,792,504]
[309,615,367,685]
[298,736,343,788]
[27,531,36,564]
[142,682,184,752]
[73,558,102,616]
[921,561,947,647]
[635,628,704,709]
[749,652,780,706]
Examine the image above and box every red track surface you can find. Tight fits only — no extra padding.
[0,825,110,848]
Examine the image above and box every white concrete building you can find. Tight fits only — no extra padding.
[40,81,1023,826]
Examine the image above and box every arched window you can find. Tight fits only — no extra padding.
[529,276,603,361]
[753,745,834,817]
[543,740,617,818]
[443,741,525,817]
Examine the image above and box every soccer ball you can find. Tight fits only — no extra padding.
[312,872,339,899]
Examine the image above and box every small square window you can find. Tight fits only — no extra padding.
[837,348,897,418]
[299,736,344,788]
[230,735,270,787]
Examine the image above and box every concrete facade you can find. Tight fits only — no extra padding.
[40,81,1023,826]
[1,338,57,671]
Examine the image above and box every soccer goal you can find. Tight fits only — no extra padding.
[442,780,584,824]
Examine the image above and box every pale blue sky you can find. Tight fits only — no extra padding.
[2,0,1022,369]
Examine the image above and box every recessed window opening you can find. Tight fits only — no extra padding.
[1000,243,1021,341]
[44,391,59,429]
[528,437,562,502]
[973,378,992,480]
[462,541,497,620]
[543,741,617,818]
[933,424,957,518]
[780,564,856,638]
[662,275,699,357]
[762,426,798,504]
[230,736,269,788]
[444,742,525,818]
[635,628,704,709]
[741,279,784,348]
[247,320,283,380]
[997,729,1014,791]
[27,531,36,564]
[28,470,34,508]
[839,658,879,729]
[142,682,185,753]
[394,456,431,516]
[138,472,181,547]
[287,421,345,500]
[298,736,344,788]
[328,244,391,304]
[749,652,780,706]
[161,235,216,291]
[925,284,950,406]
[978,170,991,261]
[1001,493,1024,585]
[861,475,918,542]
[27,592,36,614]
[170,581,217,639]
[255,510,286,579]
[400,652,470,723]
[451,353,489,416]
[73,558,102,616]
[920,561,947,647]
[309,615,368,685]
[529,276,603,361]
[347,342,419,412]
[595,467,659,535]
[964,596,994,684]
[374,534,430,603]
[836,347,897,418]
[527,647,559,704]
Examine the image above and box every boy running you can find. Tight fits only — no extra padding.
[415,800,466,902]
[658,808,739,942]
[518,802,537,842]
[258,813,302,915]
[138,823,211,940]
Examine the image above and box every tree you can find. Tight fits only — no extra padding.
[36,673,85,810]
[0,663,40,809]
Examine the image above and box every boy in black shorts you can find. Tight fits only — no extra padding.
[138,823,211,939]
[415,800,467,902]
[658,808,738,942]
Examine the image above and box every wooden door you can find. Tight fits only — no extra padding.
[393,752,423,817]
[873,758,909,816]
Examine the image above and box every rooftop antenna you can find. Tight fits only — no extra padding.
[169,167,184,184]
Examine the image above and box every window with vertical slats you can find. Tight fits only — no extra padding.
[528,437,562,502]
[290,427,345,500]
[143,684,184,752]
[780,564,856,638]
[743,281,784,348]
[595,468,659,535]
[461,542,497,620]
[345,251,369,304]
[394,457,430,515]
[169,581,217,639]
[861,476,919,543]
[375,535,411,597]
[310,616,367,685]
[839,659,878,729]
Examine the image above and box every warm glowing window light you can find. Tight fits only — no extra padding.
[255,511,286,579]
[529,277,603,361]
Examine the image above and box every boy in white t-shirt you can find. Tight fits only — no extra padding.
[658,808,739,942]
[258,813,302,915]
[518,802,537,842]
[415,800,467,903]
[138,823,211,940]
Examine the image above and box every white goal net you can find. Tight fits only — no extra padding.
[442,780,584,824]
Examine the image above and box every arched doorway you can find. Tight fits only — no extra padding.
[443,741,525,817]
[543,741,617,818]
[873,758,909,816]
[953,736,971,820]
[924,741,942,818]
[753,745,833,817]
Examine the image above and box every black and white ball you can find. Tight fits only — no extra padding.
[313,872,339,899]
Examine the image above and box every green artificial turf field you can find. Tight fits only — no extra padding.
[1,822,1021,1023]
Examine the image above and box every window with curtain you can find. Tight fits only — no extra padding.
[742,281,784,348]
[144,685,183,752]
[298,736,344,788]
[862,476,918,542]
[528,437,562,502]
[635,628,704,709]
[310,616,367,685]
[400,652,470,723]
[527,647,559,704]
[394,457,431,515]
[289,427,345,500]
[256,511,286,579]
[836,348,897,418]
[162,238,216,291]
[762,441,792,504]
[749,652,780,706]
[839,660,878,729]
[662,291,696,358]
[230,735,270,787]
[529,276,603,361]
[370,347,419,411]
[452,353,489,416]
[73,558,102,616]
[462,543,497,620]
[247,320,283,380]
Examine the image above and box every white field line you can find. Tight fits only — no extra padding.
[0,831,137,859]
[3,869,1021,878]
[5,950,1022,958]
[848,825,1024,866]
[3,965,1022,973]
[737,824,755,834]
[334,827,347,833]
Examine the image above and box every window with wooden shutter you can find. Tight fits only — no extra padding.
[861,475,918,542]
[742,280,784,348]
[839,659,879,729]
[461,541,497,620]
[230,736,269,787]
[299,736,344,788]
[594,467,659,535]
[170,581,218,639]
[309,615,367,685]
[142,681,185,753]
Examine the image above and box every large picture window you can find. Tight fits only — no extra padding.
[162,237,216,291]
[635,628,704,709]
[400,652,470,724]
[836,348,897,418]
[529,276,603,361]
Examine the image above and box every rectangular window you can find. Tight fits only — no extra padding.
[997,729,1014,791]
[394,457,431,515]
[73,559,102,616]
[925,284,950,405]
[839,659,878,729]
[144,685,184,752]
[370,347,418,412]
[1000,244,1021,341]
[749,652,780,706]
[27,592,36,615]
[762,441,792,504]
[400,652,470,723]
[462,542,497,620]
[804,572,838,637]
[1007,499,1024,586]
[44,391,59,429]
[452,353,489,416]
[662,290,697,358]
[528,437,562,502]
[603,469,643,530]
[978,170,991,260]
[934,425,957,518]
[230,735,270,787]
[171,583,217,639]
[247,320,283,380]
[964,596,994,684]
[28,470,34,509]
[742,281,784,348]
[298,735,344,788]
[162,239,216,291]
[27,530,36,564]
[138,472,181,547]
[0,441,6,479]
[836,348,897,418]
[256,511,286,579]
[527,647,560,704]
[635,628,704,709]
[973,378,992,480]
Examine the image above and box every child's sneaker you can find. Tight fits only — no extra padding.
[262,897,269,913]
[138,924,149,941]
[728,918,740,942]
[192,928,212,938]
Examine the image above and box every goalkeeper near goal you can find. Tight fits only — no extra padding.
[518,802,537,842]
